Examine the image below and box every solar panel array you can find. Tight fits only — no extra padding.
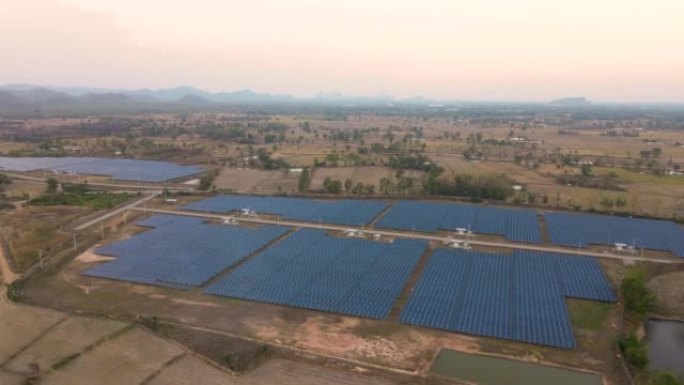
[375,201,542,243]
[183,195,389,226]
[205,229,428,319]
[400,249,615,349]
[0,156,202,182]
[545,212,684,257]
[84,214,288,289]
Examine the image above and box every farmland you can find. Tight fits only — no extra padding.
[2,104,684,385]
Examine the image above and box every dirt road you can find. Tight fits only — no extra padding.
[0,243,18,285]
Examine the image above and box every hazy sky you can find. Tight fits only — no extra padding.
[2,0,684,101]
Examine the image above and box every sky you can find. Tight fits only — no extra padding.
[2,0,684,102]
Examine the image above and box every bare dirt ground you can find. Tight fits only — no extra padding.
[239,358,397,385]
[75,247,114,264]
[0,289,420,385]
[214,168,298,194]
[147,354,237,385]
[0,242,19,284]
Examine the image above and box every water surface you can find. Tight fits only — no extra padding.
[647,319,684,374]
[431,349,602,385]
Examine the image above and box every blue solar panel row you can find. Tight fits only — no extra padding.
[511,253,575,348]
[545,212,684,257]
[84,215,288,289]
[375,201,542,244]
[205,229,428,319]
[400,248,616,349]
[183,195,389,226]
[0,156,202,182]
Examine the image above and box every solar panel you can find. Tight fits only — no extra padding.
[183,195,389,227]
[84,215,288,288]
[545,212,684,257]
[375,201,542,244]
[400,248,615,349]
[0,156,202,182]
[205,229,428,319]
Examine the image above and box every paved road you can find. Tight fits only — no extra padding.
[74,192,160,231]
[131,207,681,264]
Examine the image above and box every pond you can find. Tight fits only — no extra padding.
[647,319,684,375]
[431,349,603,385]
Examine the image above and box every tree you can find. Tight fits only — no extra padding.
[396,176,414,195]
[580,164,593,176]
[599,197,614,209]
[618,333,648,369]
[622,269,657,320]
[46,178,58,194]
[379,177,393,195]
[298,168,311,192]
[344,178,353,194]
[322,177,342,194]
[198,170,218,191]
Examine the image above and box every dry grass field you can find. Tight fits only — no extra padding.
[310,166,422,191]
[0,299,66,363]
[41,328,184,385]
[0,141,30,154]
[1,205,85,271]
[0,289,415,385]
[214,168,299,194]
[5,316,127,373]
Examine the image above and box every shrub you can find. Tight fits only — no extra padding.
[621,268,657,320]
[618,333,648,369]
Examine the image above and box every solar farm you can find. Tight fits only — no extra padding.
[206,229,428,319]
[182,195,684,256]
[375,200,542,243]
[400,249,615,349]
[0,156,203,182]
[183,195,542,243]
[85,215,289,289]
[545,212,684,257]
[80,210,626,350]
[183,195,389,226]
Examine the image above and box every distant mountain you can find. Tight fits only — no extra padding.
[0,90,28,107]
[550,97,590,106]
[212,89,294,103]
[13,88,75,104]
[80,92,134,105]
[126,86,211,102]
[177,94,212,105]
